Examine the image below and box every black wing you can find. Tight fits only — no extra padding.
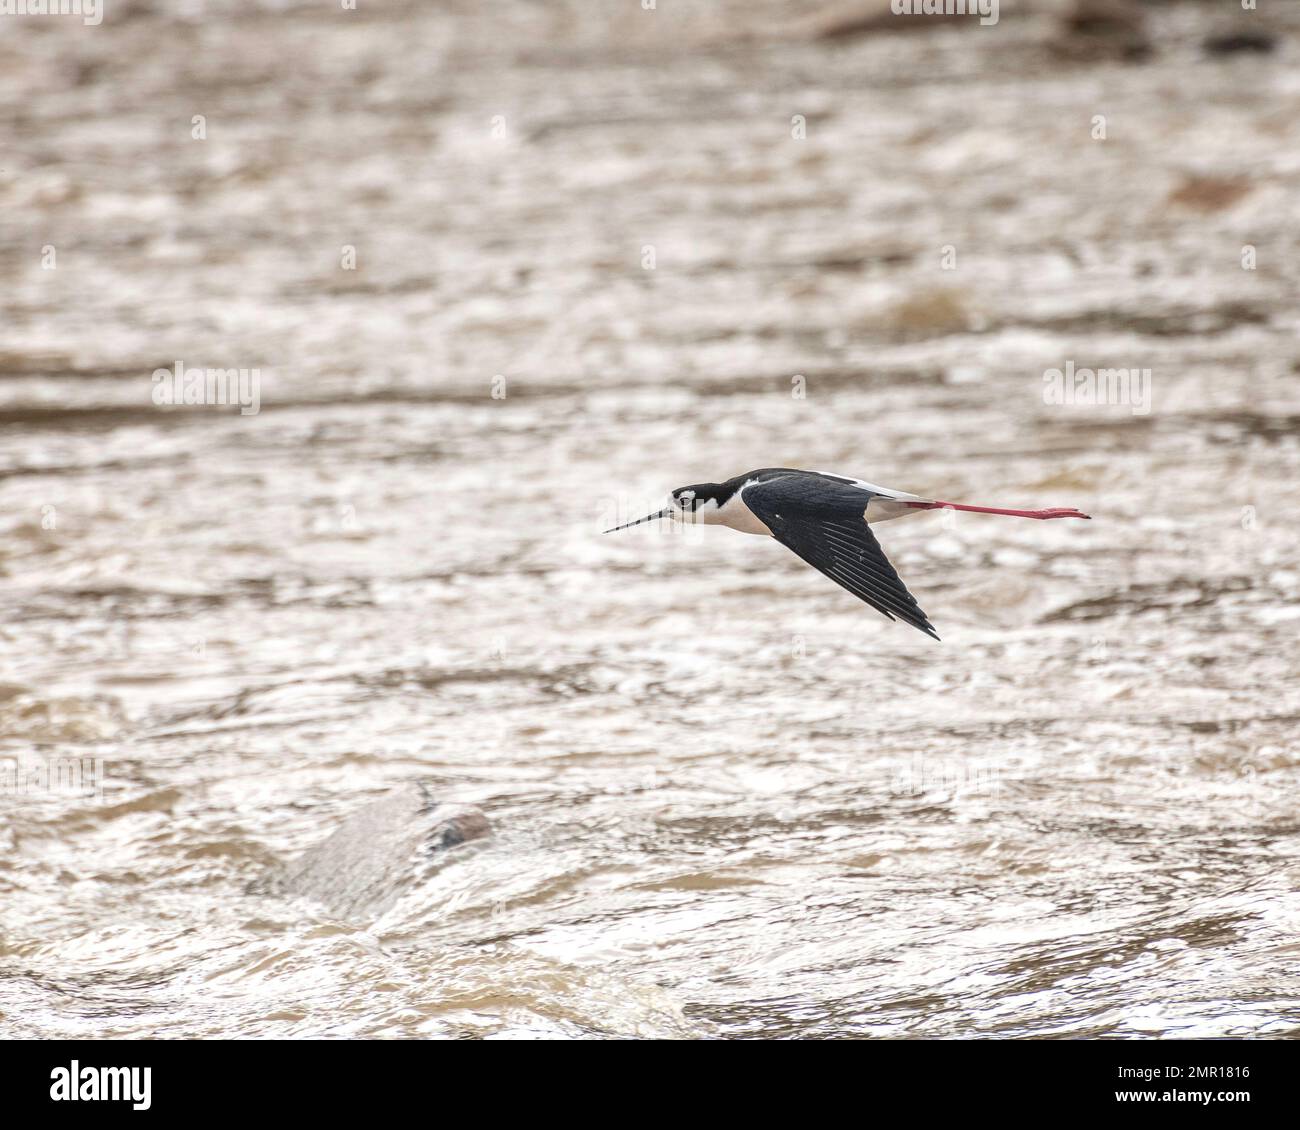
[742,474,940,640]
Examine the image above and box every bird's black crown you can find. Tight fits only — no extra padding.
[671,482,727,511]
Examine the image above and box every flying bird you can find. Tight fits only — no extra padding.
[605,468,1090,640]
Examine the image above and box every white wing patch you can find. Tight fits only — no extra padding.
[809,470,923,501]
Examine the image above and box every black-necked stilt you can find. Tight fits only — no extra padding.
[605,468,1090,640]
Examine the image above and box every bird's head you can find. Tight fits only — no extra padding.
[668,483,725,523]
[604,482,725,532]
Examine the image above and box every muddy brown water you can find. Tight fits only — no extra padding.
[2,1,1299,1037]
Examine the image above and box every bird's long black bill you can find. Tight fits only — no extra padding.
[604,509,671,533]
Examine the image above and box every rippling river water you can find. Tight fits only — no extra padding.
[2,0,1299,1038]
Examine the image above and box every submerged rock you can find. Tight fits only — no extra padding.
[1054,0,1151,62]
[255,782,489,919]
[1202,32,1276,58]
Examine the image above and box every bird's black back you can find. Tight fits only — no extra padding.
[739,472,939,639]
